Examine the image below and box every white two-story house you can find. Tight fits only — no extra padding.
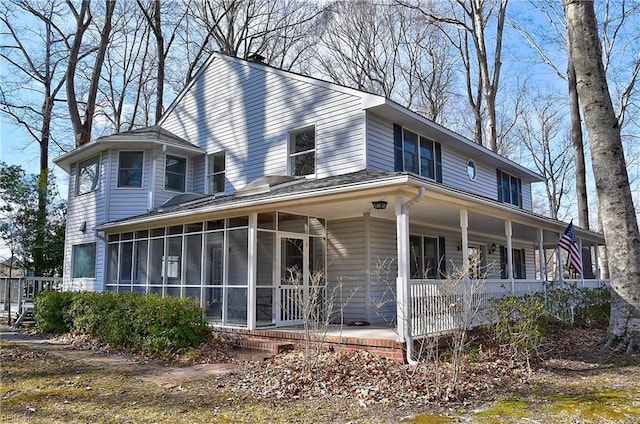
[54,53,606,347]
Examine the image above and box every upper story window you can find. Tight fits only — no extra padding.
[76,155,101,195]
[289,126,315,176]
[208,151,225,194]
[467,160,477,180]
[496,169,522,207]
[165,154,186,192]
[394,124,442,182]
[118,151,144,187]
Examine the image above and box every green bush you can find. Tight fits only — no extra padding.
[35,291,211,357]
[544,283,610,327]
[33,290,75,333]
[487,292,548,363]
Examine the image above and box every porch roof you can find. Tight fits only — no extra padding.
[95,170,604,244]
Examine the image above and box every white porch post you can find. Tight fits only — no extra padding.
[578,238,585,287]
[556,246,564,284]
[594,243,601,284]
[396,195,410,342]
[460,209,469,271]
[363,212,372,323]
[247,213,257,330]
[505,220,514,293]
[538,228,546,282]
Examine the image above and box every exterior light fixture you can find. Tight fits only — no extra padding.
[372,200,388,210]
[490,242,497,254]
[79,222,87,233]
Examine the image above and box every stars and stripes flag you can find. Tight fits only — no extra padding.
[558,221,583,275]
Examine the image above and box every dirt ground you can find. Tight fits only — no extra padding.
[1,324,639,423]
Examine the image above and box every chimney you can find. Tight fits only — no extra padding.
[247,53,265,63]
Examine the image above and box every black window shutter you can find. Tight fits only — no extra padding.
[500,245,507,279]
[517,178,523,208]
[393,124,403,172]
[438,236,446,278]
[496,169,503,202]
[435,142,443,183]
[521,248,526,279]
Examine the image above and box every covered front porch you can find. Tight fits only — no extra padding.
[96,172,608,346]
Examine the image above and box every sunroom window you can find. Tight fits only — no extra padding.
[289,126,315,176]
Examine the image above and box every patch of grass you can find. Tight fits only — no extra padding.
[545,390,640,422]
[474,397,531,422]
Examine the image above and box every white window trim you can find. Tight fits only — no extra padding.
[402,128,435,179]
[117,150,145,188]
[164,153,188,193]
[76,154,102,196]
[288,124,316,178]
[72,242,97,279]
[207,151,226,194]
[467,159,477,181]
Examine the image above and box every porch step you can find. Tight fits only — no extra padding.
[233,337,294,358]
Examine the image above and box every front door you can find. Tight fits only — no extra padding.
[276,234,308,326]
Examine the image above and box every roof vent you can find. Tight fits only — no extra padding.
[247,53,265,63]
[237,175,299,196]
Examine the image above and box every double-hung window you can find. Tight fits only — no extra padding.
[409,235,446,279]
[165,155,186,192]
[289,126,315,176]
[118,151,144,187]
[76,155,101,195]
[496,169,522,207]
[207,151,225,194]
[394,125,442,182]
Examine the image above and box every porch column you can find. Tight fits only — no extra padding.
[578,238,585,287]
[363,212,372,323]
[556,246,564,284]
[505,220,514,293]
[538,228,546,282]
[247,213,258,330]
[460,209,469,270]
[395,194,410,342]
[594,243,601,284]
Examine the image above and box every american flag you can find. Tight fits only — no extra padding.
[558,221,582,275]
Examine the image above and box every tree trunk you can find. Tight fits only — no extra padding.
[567,61,589,230]
[564,0,640,352]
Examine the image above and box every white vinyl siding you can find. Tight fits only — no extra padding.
[108,149,152,221]
[161,58,366,192]
[442,148,497,198]
[326,218,367,324]
[366,112,395,171]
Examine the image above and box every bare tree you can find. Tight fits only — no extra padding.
[516,92,574,220]
[402,0,508,151]
[0,0,72,276]
[564,0,640,353]
[314,1,456,124]
[66,0,116,146]
[179,0,321,84]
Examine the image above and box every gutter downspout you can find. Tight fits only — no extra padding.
[401,186,426,365]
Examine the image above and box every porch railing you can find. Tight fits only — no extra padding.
[409,278,610,337]
[1,277,64,316]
